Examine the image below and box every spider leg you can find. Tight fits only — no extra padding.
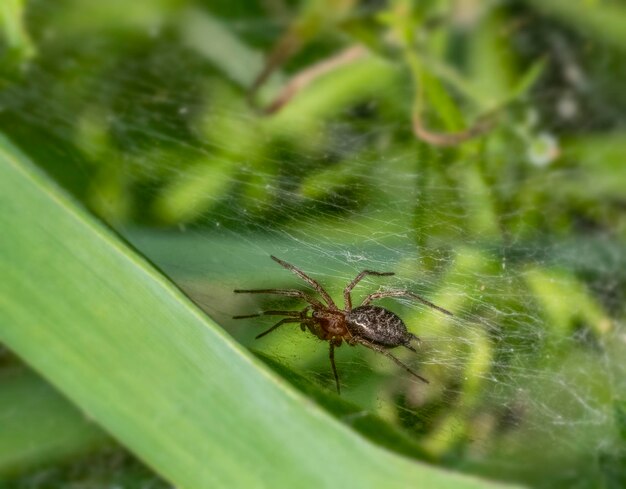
[361,290,453,317]
[343,270,394,311]
[270,256,338,309]
[255,318,301,339]
[233,310,303,320]
[329,341,341,395]
[354,337,429,384]
[234,288,325,309]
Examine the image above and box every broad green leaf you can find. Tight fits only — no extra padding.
[254,352,434,463]
[0,134,514,488]
[0,355,429,480]
[0,368,108,478]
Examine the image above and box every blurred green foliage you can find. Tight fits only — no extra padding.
[1,0,626,488]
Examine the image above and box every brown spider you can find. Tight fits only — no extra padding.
[234,256,453,394]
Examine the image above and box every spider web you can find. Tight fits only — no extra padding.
[1,1,626,488]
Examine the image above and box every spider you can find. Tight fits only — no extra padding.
[234,256,453,394]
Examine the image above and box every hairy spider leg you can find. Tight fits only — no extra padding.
[354,337,429,384]
[343,270,394,311]
[255,318,302,339]
[270,255,338,309]
[233,310,303,320]
[361,290,453,317]
[329,340,342,395]
[234,288,325,310]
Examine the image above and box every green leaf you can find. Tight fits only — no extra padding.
[254,351,434,463]
[0,368,108,478]
[0,0,35,72]
[180,8,272,89]
[506,58,546,103]
[0,134,515,488]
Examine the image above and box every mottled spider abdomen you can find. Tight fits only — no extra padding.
[346,305,413,348]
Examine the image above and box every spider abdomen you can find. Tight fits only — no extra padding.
[346,305,412,348]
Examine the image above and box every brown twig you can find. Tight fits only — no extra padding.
[253,45,368,115]
[411,111,497,147]
[249,30,302,100]
[252,36,498,146]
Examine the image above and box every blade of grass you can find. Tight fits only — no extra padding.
[0,133,514,488]
[0,351,432,481]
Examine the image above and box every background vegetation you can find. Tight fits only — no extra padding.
[1,0,625,488]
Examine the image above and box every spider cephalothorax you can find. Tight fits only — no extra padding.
[234,255,452,394]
